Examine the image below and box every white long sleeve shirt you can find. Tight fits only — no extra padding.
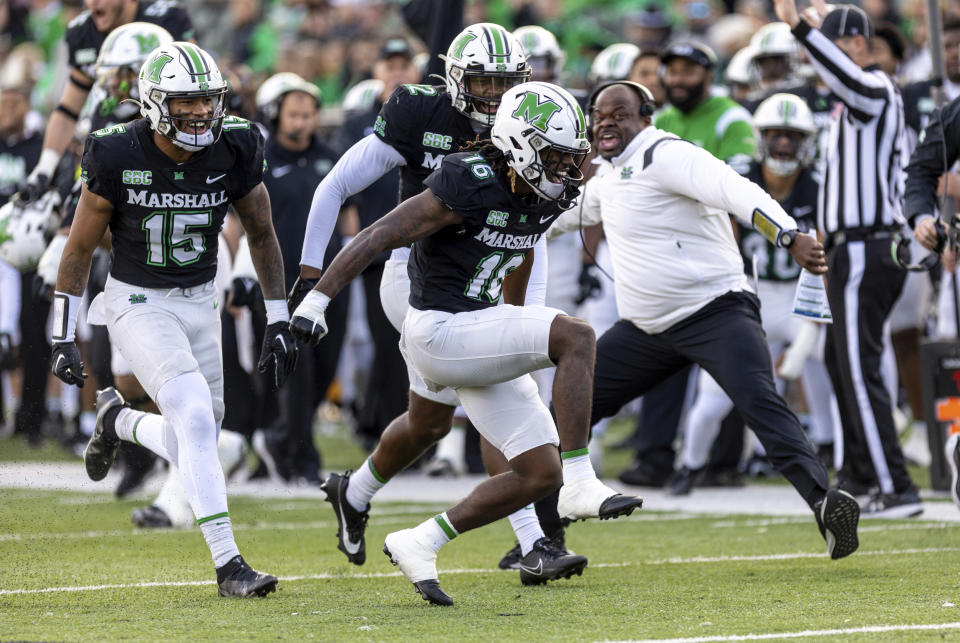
[549,126,798,333]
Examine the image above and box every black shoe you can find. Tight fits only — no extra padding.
[83,388,127,481]
[816,443,835,470]
[697,466,744,488]
[518,537,588,586]
[411,579,453,606]
[665,466,701,496]
[863,486,924,519]
[616,461,670,487]
[216,555,278,597]
[321,471,370,565]
[115,445,159,498]
[498,542,522,570]
[131,504,173,528]
[815,488,860,560]
[743,454,778,479]
[836,477,876,509]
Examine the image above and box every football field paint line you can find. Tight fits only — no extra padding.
[2,548,956,596]
[610,621,960,642]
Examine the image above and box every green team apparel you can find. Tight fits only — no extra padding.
[655,95,755,174]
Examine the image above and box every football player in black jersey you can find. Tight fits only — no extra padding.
[17,0,194,205]
[667,93,836,494]
[292,82,642,605]
[49,43,295,598]
[295,23,599,584]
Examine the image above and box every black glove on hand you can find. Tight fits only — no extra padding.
[0,332,14,371]
[15,173,50,206]
[258,321,298,390]
[33,274,54,303]
[574,263,602,305]
[51,341,87,387]
[286,275,318,315]
[229,277,262,309]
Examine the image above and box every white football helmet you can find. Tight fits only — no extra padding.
[491,82,590,208]
[513,25,565,82]
[589,43,640,85]
[725,45,758,88]
[749,22,798,87]
[95,22,173,119]
[753,92,816,176]
[0,190,62,272]
[138,42,227,151]
[255,72,320,125]
[441,23,531,127]
[341,78,384,113]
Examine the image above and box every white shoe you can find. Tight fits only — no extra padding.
[382,529,452,606]
[557,477,643,523]
[383,529,438,583]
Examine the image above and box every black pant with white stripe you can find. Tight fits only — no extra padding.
[824,238,911,495]
[590,291,830,509]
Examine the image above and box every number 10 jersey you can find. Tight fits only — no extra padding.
[80,117,264,288]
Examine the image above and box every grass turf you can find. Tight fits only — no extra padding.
[3,487,960,641]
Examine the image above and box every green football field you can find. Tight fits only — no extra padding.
[3,485,960,642]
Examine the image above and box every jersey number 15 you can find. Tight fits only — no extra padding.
[141,210,212,266]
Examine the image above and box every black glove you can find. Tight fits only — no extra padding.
[50,341,88,387]
[15,173,50,206]
[574,263,603,305]
[229,277,262,309]
[0,332,14,371]
[258,321,298,390]
[33,274,54,303]
[286,275,317,315]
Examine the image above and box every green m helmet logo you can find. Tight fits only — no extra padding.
[133,33,160,55]
[511,91,562,132]
[142,51,173,82]
[450,32,478,60]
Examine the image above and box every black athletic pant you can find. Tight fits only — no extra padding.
[630,367,690,476]
[354,264,409,445]
[16,272,49,439]
[824,237,911,494]
[590,291,829,509]
[268,287,349,481]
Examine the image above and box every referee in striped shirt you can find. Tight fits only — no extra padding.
[775,0,922,517]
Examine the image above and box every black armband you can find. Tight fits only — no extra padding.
[55,104,80,121]
[69,75,94,91]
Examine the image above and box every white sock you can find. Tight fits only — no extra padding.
[60,384,79,420]
[199,515,240,568]
[46,396,60,416]
[152,467,194,527]
[507,505,544,556]
[434,424,466,469]
[413,512,457,554]
[345,457,387,512]
[115,408,175,463]
[79,410,96,437]
[561,450,596,485]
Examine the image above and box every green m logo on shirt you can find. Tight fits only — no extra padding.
[511,91,561,133]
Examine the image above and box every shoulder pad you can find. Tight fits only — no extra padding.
[143,0,179,17]
[67,10,91,29]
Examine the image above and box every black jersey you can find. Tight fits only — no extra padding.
[408,152,563,314]
[0,131,41,207]
[263,134,338,287]
[374,84,483,202]
[65,0,194,79]
[738,160,818,282]
[80,116,263,288]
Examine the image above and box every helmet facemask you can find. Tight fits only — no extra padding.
[759,127,812,176]
[154,87,227,151]
[450,65,530,127]
[516,140,586,208]
[96,65,141,119]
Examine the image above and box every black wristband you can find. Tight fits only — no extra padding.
[55,104,80,121]
[69,74,94,91]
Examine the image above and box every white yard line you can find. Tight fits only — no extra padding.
[610,621,960,642]
[1,548,954,596]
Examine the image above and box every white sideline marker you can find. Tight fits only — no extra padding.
[608,621,960,642]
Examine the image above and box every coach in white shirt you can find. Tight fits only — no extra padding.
[549,81,861,559]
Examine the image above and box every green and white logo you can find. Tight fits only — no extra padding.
[450,32,478,60]
[142,51,173,83]
[485,210,509,227]
[133,33,160,55]
[122,170,153,185]
[511,91,562,133]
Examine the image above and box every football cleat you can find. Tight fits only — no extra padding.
[383,529,452,606]
[83,388,127,481]
[321,471,370,565]
[216,555,278,598]
[557,477,643,523]
[498,542,522,570]
[131,504,173,528]
[518,537,588,586]
[816,488,860,560]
